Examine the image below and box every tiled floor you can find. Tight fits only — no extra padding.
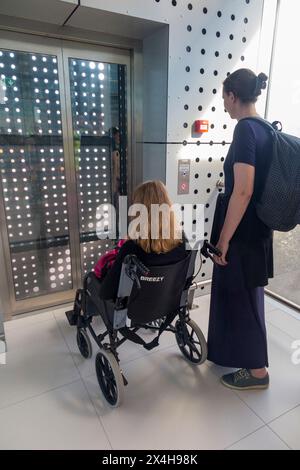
[0,294,299,450]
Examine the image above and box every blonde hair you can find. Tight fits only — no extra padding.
[129,180,182,254]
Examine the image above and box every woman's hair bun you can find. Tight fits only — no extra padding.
[257,72,268,90]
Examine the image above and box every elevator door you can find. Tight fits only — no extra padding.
[0,32,130,317]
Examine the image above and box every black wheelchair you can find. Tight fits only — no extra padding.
[66,241,220,407]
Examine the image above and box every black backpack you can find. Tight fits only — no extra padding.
[240,117,300,232]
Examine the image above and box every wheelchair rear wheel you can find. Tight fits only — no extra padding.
[95,349,124,407]
[175,319,207,365]
[76,328,92,359]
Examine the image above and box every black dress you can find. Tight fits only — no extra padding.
[207,119,274,369]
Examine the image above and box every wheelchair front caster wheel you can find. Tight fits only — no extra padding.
[175,319,207,365]
[95,349,124,408]
[76,328,92,359]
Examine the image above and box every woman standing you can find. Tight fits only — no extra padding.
[207,68,274,390]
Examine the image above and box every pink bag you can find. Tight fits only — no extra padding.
[93,239,127,280]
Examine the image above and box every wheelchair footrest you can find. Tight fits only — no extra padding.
[65,310,78,326]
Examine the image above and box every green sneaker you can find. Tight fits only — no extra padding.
[221,368,269,390]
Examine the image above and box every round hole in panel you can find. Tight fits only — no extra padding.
[242,37,247,43]
[202,28,207,35]
[216,31,221,38]
[184,104,189,110]
[172,0,177,5]
[203,7,208,14]
[198,105,202,111]
[186,66,190,72]
[186,46,191,52]
[188,3,193,10]
[229,34,234,40]
[231,14,235,20]
[183,123,188,128]
[194,189,198,194]
[187,25,192,32]
[195,173,199,179]
[244,17,248,23]
[215,51,219,57]
[185,85,190,91]
[217,11,222,17]
[201,49,206,55]
[199,87,204,93]
[196,158,200,163]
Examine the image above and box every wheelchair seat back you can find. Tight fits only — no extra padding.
[126,253,194,324]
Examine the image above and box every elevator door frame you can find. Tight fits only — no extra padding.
[0,30,131,320]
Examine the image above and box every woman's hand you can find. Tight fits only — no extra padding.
[213,238,229,266]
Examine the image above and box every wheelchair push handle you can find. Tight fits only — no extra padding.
[123,255,150,289]
[131,256,150,276]
[200,240,222,262]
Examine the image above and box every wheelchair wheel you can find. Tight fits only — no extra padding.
[76,328,92,359]
[95,349,124,407]
[175,319,207,365]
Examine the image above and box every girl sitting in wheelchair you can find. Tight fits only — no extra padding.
[66,180,207,407]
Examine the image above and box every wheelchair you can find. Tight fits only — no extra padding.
[66,241,219,407]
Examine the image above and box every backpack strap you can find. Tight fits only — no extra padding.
[239,116,281,133]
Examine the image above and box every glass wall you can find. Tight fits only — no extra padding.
[266,0,300,307]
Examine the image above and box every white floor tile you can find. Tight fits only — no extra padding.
[269,406,300,450]
[0,380,111,450]
[265,296,300,317]
[227,426,290,450]
[83,346,263,450]
[54,307,180,378]
[4,310,55,331]
[266,308,300,340]
[234,323,300,423]
[2,294,299,450]
[0,318,80,409]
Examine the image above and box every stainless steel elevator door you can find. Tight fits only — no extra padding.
[0,33,130,317]
[67,56,128,274]
[0,48,73,301]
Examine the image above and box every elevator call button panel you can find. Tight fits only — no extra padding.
[177,159,191,195]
